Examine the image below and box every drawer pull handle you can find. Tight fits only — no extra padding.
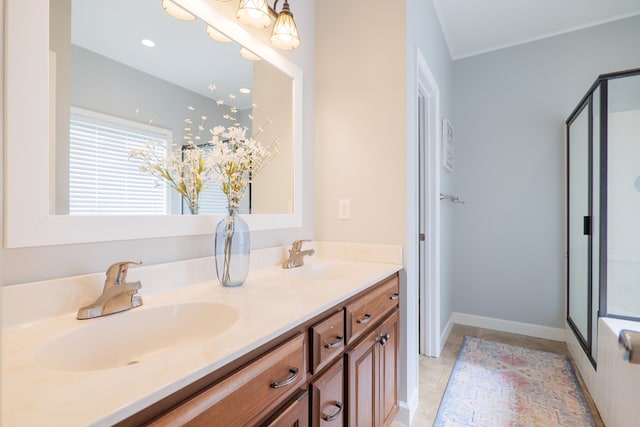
[270,367,299,389]
[322,401,343,422]
[324,336,344,349]
[379,333,391,345]
[390,293,399,300]
[356,313,372,324]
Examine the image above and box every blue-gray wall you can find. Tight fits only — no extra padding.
[452,15,640,328]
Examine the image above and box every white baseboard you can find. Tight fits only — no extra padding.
[453,312,566,342]
[394,385,419,426]
[441,314,455,354]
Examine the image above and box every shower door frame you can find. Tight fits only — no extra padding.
[566,94,596,366]
[566,68,640,367]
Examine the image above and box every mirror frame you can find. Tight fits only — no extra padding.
[4,0,303,248]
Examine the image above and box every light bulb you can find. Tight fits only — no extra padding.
[237,0,272,29]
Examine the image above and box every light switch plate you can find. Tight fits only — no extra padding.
[338,199,351,220]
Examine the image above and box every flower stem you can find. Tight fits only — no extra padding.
[221,210,235,285]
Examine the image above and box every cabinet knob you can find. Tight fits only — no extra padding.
[379,333,391,345]
[321,401,343,422]
[389,292,399,300]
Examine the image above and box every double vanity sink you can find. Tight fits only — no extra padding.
[2,244,402,426]
[37,263,354,373]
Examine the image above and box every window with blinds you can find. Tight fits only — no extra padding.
[68,107,170,215]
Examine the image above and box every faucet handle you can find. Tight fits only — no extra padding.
[291,239,311,252]
[105,260,142,286]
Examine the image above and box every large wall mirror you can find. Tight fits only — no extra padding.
[5,0,303,248]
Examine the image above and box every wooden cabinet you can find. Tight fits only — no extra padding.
[346,275,399,345]
[346,310,399,427]
[265,391,310,427]
[378,311,399,426]
[118,272,400,427]
[346,327,378,426]
[148,334,306,427]
[310,359,344,426]
[310,310,344,374]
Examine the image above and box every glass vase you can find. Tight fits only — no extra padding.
[214,207,250,287]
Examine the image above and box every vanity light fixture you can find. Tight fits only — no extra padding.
[235,0,300,49]
[269,0,299,50]
[236,0,273,29]
[206,25,232,43]
[239,47,262,61]
[161,0,196,20]
[164,0,301,50]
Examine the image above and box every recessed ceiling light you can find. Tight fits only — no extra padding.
[141,39,156,48]
[239,88,251,94]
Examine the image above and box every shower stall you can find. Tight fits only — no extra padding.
[566,68,640,364]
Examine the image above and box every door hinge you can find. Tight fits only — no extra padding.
[419,233,425,241]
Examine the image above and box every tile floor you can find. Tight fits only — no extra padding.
[393,324,605,426]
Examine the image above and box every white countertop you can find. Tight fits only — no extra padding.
[2,243,402,427]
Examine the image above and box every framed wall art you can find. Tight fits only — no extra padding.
[442,118,454,172]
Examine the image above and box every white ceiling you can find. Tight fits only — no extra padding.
[432,0,640,59]
[72,0,253,106]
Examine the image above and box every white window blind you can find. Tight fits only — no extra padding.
[193,184,229,214]
[69,107,170,215]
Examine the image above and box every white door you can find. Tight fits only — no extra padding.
[417,53,441,357]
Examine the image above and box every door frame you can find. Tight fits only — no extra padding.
[415,50,441,357]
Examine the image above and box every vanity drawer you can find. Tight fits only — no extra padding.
[345,275,399,345]
[310,310,344,374]
[150,334,307,426]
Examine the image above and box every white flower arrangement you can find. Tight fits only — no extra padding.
[208,124,275,210]
[131,86,278,214]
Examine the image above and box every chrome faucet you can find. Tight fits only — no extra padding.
[282,240,315,269]
[77,260,143,319]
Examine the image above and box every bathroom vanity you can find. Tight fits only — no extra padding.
[1,244,402,426]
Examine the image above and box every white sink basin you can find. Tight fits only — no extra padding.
[36,302,238,371]
[287,263,354,280]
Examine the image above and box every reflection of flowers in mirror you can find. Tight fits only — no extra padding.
[130,139,214,215]
[208,124,278,209]
[130,87,279,214]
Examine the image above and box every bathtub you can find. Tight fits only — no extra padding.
[567,317,640,427]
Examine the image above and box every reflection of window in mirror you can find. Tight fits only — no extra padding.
[68,107,172,215]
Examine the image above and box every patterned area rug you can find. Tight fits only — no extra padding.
[434,336,595,427]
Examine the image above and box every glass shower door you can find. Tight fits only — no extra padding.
[567,100,592,355]
[606,73,640,320]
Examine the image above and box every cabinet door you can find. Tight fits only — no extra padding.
[378,311,399,427]
[346,328,378,427]
[265,391,309,427]
[311,359,344,427]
